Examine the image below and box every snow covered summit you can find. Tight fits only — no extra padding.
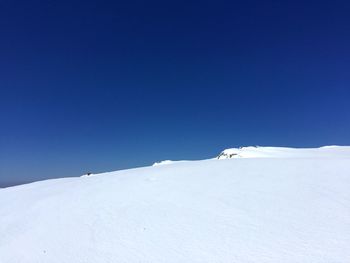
[0,146,350,262]
[217,145,350,159]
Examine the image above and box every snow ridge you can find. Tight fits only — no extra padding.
[217,145,350,159]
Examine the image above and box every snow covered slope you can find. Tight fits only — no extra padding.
[217,145,349,159]
[1,146,350,263]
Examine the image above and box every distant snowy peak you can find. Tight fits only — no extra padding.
[152,160,175,166]
[153,146,350,164]
[217,146,259,159]
[217,146,350,159]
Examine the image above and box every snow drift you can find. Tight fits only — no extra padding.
[217,145,348,159]
[1,146,350,262]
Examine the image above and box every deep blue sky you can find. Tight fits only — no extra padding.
[1,0,350,186]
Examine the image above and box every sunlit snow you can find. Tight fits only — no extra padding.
[1,146,349,262]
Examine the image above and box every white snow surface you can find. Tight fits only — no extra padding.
[152,160,176,166]
[217,145,349,159]
[1,146,350,262]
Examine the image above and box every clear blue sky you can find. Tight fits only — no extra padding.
[1,0,350,186]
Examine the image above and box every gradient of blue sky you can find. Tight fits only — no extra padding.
[1,0,350,186]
